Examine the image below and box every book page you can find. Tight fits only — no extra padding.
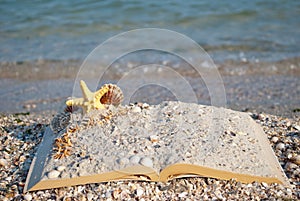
[25,101,289,191]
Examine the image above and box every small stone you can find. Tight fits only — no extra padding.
[132,106,141,113]
[5,176,12,182]
[287,153,293,159]
[139,157,153,167]
[56,166,66,172]
[149,135,159,143]
[286,121,291,127]
[48,170,61,179]
[276,190,283,197]
[291,155,300,165]
[87,193,93,201]
[136,187,144,197]
[19,155,26,162]
[120,190,129,199]
[271,136,279,143]
[23,104,31,109]
[23,194,32,201]
[112,189,121,199]
[293,125,300,131]
[129,155,140,164]
[3,152,10,159]
[286,188,292,196]
[261,182,268,188]
[257,113,265,120]
[275,142,285,150]
[0,158,8,167]
[236,131,246,136]
[118,157,129,165]
[285,162,297,170]
[178,192,188,198]
[105,190,112,198]
[142,103,150,109]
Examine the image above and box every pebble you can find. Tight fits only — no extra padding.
[142,103,150,109]
[48,170,61,179]
[56,166,66,172]
[19,155,26,162]
[275,142,285,150]
[118,157,129,165]
[136,187,144,197]
[23,194,32,201]
[270,136,279,143]
[149,135,159,143]
[131,106,142,113]
[261,182,268,188]
[257,114,265,120]
[285,162,297,170]
[129,155,141,164]
[87,193,93,201]
[0,158,8,167]
[178,192,188,198]
[5,176,12,182]
[291,155,300,165]
[293,125,300,131]
[139,157,153,167]
[236,131,246,136]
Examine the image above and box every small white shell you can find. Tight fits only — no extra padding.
[48,170,61,179]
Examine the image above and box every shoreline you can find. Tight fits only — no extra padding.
[1,75,299,118]
[0,56,300,81]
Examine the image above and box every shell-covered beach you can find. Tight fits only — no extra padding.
[0,101,299,200]
[0,58,299,200]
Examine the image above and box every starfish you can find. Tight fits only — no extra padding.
[66,80,110,114]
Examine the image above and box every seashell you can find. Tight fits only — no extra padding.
[56,165,66,172]
[64,105,79,113]
[99,84,124,106]
[129,155,140,164]
[50,112,70,134]
[48,170,61,179]
[139,157,153,167]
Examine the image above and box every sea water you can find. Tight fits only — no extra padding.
[0,0,299,62]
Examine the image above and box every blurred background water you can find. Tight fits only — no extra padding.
[0,0,299,62]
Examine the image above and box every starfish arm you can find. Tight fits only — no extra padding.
[80,80,95,101]
[66,98,85,106]
[66,98,89,113]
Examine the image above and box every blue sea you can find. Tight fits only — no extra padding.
[0,0,299,62]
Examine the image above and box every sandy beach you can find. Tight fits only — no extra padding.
[0,58,299,200]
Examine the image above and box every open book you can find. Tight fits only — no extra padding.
[24,101,289,192]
